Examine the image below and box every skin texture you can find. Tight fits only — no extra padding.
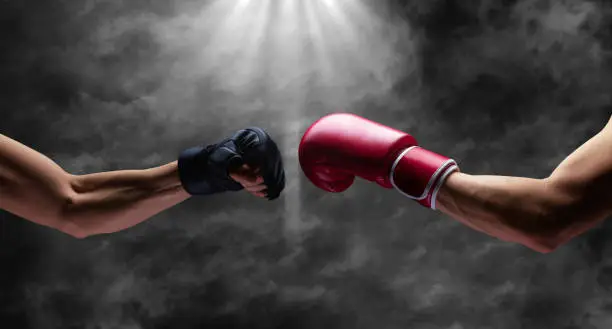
[0,134,268,238]
[436,116,612,253]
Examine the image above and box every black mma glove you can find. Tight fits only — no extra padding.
[178,127,285,200]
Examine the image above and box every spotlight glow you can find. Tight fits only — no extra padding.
[153,0,411,243]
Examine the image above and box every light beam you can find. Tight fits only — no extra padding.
[153,0,407,244]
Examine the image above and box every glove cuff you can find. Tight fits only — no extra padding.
[389,146,459,210]
[178,146,209,195]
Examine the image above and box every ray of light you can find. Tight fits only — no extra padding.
[275,0,307,243]
[242,0,272,78]
[305,0,385,92]
[152,0,400,243]
[319,0,359,44]
[213,0,274,90]
[319,0,393,86]
[304,0,334,84]
[190,0,264,86]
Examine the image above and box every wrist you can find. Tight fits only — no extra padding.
[148,161,184,192]
[433,171,463,213]
[389,146,459,210]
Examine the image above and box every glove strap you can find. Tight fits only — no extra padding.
[389,146,459,210]
[178,146,210,195]
[178,144,243,195]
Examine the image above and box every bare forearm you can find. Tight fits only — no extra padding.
[0,135,191,237]
[435,173,568,252]
[434,120,612,252]
[64,162,190,237]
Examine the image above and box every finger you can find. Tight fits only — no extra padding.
[250,175,265,185]
[230,170,259,184]
[230,164,263,185]
[232,175,264,187]
[245,184,267,192]
[250,191,267,198]
[236,176,264,187]
[240,163,261,171]
[230,164,251,176]
[238,164,263,180]
[236,163,262,175]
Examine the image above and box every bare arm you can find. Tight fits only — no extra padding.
[436,117,612,253]
[0,134,191,238]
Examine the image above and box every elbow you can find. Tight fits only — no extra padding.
[56,191,92,239]
[516,181,585,253]
[523,237,561,254]
[526,225,584,254]
[519,207,577,254]
[495,177,596,254]
[522,176,610,254]
[59,221,91,239]
[515,226,563,253]
[56,215,91,239]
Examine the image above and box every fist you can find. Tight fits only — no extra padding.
[179,127,285,200]
[299,113,459,209]
[229,164,267,198]
[298,113,417,192]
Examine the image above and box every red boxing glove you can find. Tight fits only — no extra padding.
[298,113,459,209]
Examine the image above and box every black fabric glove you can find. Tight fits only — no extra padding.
[178,127,285,200]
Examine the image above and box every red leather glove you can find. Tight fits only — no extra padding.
[298,113,459,209]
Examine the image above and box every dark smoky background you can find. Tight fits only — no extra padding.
[1,0,612,328]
